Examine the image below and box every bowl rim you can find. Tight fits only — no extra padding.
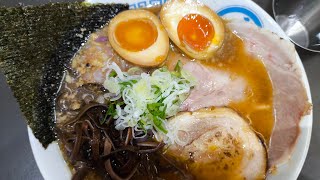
[28,0,313,180]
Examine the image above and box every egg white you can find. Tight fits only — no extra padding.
[160,0,225,60]
[108,9,169,67]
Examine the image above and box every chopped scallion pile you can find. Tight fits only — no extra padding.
[102,61,195,143]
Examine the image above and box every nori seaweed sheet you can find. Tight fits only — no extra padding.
[0,2,129,147]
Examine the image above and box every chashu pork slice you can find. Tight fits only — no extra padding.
[180,62,247,111]
[227,22,310,167]
[166,108,267,180]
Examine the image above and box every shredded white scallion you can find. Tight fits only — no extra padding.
[103,62,195,144]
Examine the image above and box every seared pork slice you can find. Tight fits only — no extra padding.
[166,108,267,180]
[227,22,310,167]
[180,62,246,111]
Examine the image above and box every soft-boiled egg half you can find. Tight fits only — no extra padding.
[160,0,225,60]
[108,10,169,67]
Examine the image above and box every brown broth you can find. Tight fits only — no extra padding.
[161,29,272,179]
[166,27,274,145]
[204,29,274,144]
[56,9,273,179]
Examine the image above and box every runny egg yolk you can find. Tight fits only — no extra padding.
[115,19,158,52]
[177,14,215,51]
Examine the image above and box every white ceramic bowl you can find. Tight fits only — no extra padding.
[28,0,313,179]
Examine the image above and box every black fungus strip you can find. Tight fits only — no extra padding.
[0,2,129,147]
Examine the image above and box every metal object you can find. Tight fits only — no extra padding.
[273,0,320,52]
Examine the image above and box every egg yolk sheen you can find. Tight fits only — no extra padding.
[177,14,215,51]
[115,19,158,52]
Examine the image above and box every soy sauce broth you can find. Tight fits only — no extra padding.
[55,6,273,180]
